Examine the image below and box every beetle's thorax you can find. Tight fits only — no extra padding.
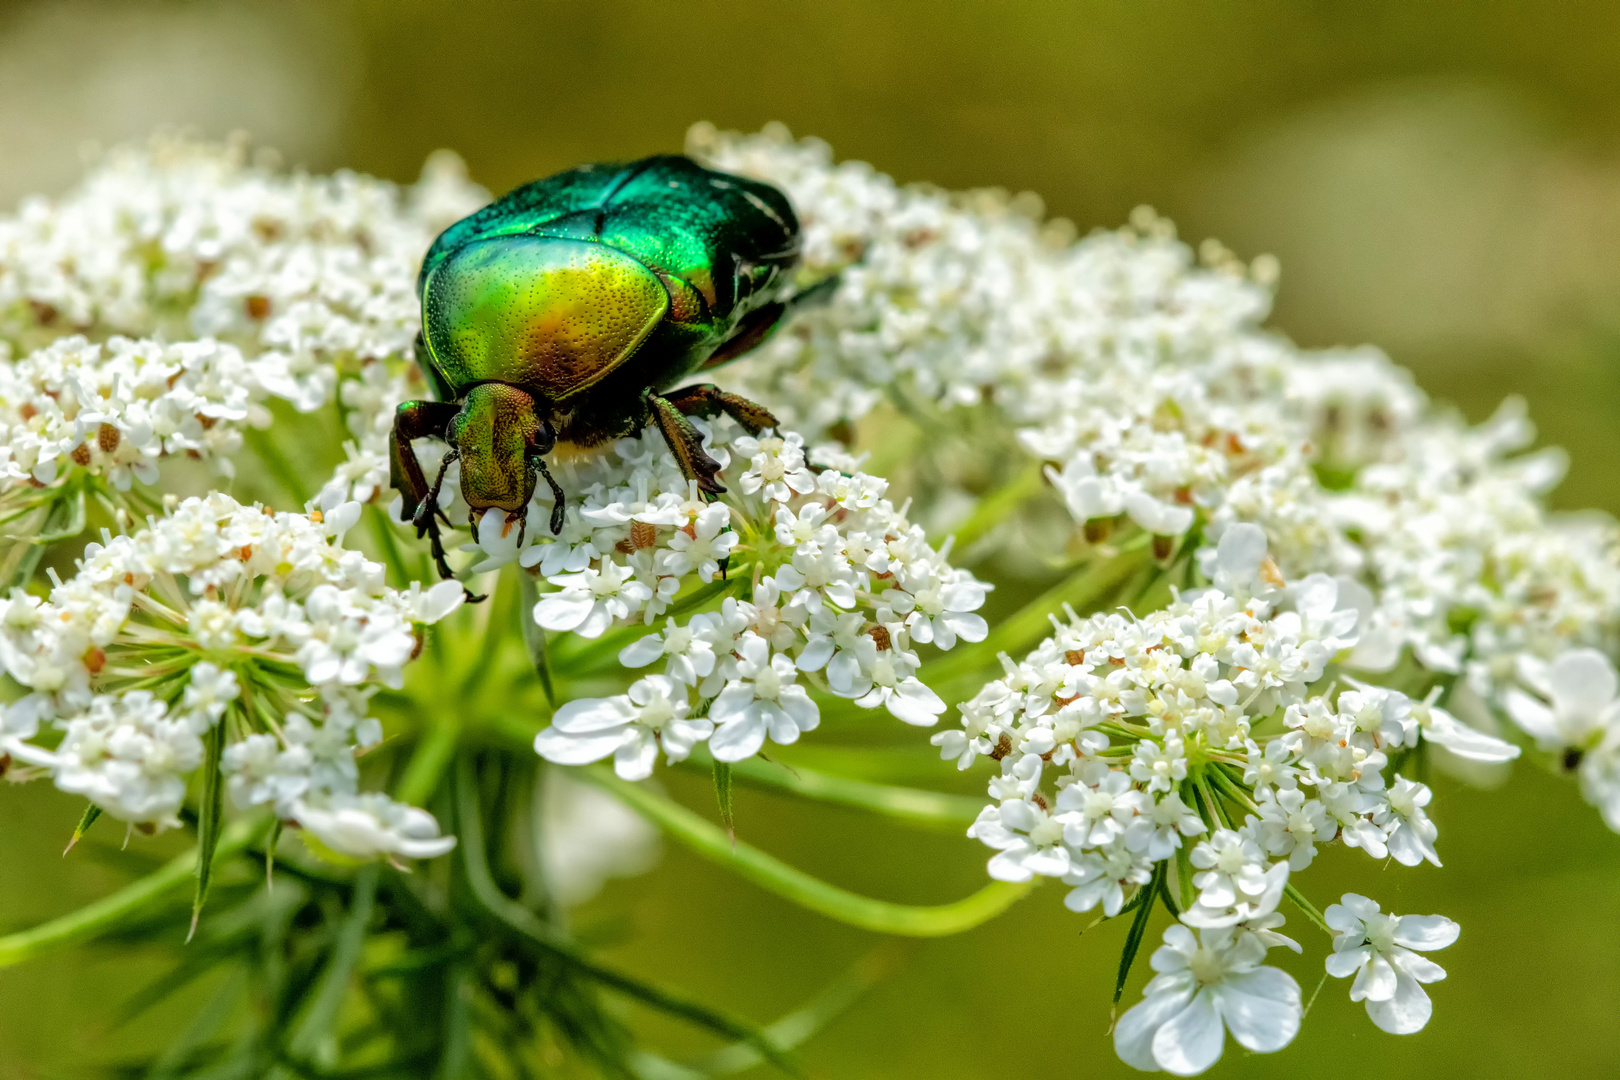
[448,383,544,513]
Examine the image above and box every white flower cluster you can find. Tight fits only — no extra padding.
[937,527,1491,1071]
[512,418,989,777]
[0,491,463,859]
[1116,892,1458,1074]
[0,334,274,492]
[0,136,487,513]
[694,123,1620,821]
[0,136,485,364]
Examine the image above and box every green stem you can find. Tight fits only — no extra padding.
[1284,884,1334,937]
[690,750,985,832]
[247,426,312,507]
[584,767,1031,936]
[0,816,265,969]
[396,713,461,807]
[366,504,419,589]
[919,537,1154,687]
[287,864,379,1063]
[936,460,1045,552]
[452,759,801,1077]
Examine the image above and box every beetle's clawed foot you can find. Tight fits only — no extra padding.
[691,456,727,500]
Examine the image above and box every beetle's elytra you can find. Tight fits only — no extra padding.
[388,154,821,589]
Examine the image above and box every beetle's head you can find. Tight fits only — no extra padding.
[447,382,554,514]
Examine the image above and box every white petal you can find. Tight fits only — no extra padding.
[618,635,666,669]
[1115,987,1194,1072]
[1393,949,1448,984]
[535,595,593,632]
[708,685,758,726]
[1392,914,1459,951]
[1352,953,1398,1003]
[1424,707,1519,762]
[1365,970,1433,1035]
[1324,947,1370,979]
[419,580,467,623]
[613,734,659,781]
[709,715,766,762]
[1550,649,1619,718]
[1152,990,1225,1075]
[551,697,635,733]
[886,678,946,726]
[1218,969,1301,1053]
[534,728,625,766]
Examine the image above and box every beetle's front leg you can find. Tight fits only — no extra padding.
[390,400,462,522]
[528,453,567,535]
[645,391,727,496]
[390,400,485,597]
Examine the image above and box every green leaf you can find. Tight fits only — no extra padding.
[265,819,283,891]
[1284,883,1334,937]
[63,802,102,856]
[0,816,265,969]
[287,863,379,1064]
[189,718,228,942]
[631,946,901,1079]
[1175,841,1194,912]
[453,758,805,1078]
[1114,863,1163,1004]
[34,487,87,543]
[713,760,735,844]
[583,766,1032,937]
[518,571,554,705]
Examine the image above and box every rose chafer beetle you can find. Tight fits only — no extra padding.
[390,154,823,584]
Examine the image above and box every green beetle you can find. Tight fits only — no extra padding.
[390,154,822,582]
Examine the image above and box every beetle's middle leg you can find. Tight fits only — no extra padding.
[645,391,727,496]
[660,383,779,437]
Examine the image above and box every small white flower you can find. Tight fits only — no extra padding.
[967,797,1070,882]
[1376,775,1441,867]
[1504,648,1620,751]
[664,502,737,582]
[293,791,457,861]
[1185,828,1289,928]
[1061,838,1153,915]
[1325,893,1458,1035]
[1130,736,1188,794]
[1114,923,1302,1075]
[1123,790,1208,861]
[533,562,652,638]
[179,661,240,730]
[1055,761,1145,849]
[1255,787,1334,870]
[618,615,718,685]
[534,675,711,780]
[735,431,816,503]
[707,634,819,761]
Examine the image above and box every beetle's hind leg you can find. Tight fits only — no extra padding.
[660,383,779,437]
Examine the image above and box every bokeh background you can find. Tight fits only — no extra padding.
[3,1,1620,1076]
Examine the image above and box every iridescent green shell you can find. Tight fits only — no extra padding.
[417,156,800,404]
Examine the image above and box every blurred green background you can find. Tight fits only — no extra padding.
[4,1,1620,1076]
